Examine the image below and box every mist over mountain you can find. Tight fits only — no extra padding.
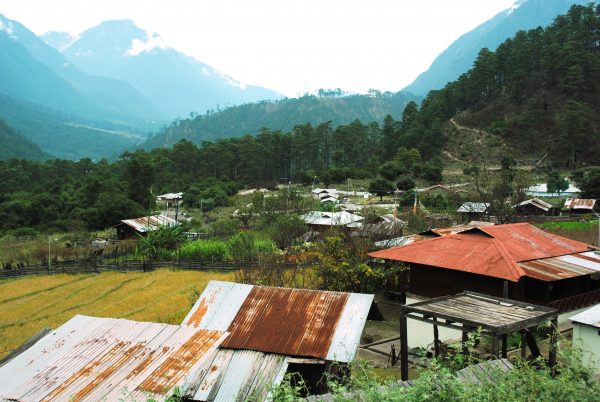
[56,20,283,118]
[403,0,589,96]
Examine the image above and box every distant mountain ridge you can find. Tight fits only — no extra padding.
[143,91,419,150]
[0,118,47,161]
[403,0,590,96]
[52,20,283,118]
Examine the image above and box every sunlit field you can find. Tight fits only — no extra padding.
[0,269,234,358]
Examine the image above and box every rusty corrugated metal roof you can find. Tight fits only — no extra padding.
[518,251,600,281]
[184,281,373,363]
[0,315,226,401]
[369,223,595,282]
[564,198,597,210]
[186,349,288,402]
[119,214,179,233]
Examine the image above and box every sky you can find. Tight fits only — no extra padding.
[1,0,516,97]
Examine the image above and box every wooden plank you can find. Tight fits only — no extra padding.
[400,306,409,381]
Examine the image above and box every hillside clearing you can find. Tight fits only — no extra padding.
[0,269,234,358]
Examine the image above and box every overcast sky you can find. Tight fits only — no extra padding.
[2,0,516,97]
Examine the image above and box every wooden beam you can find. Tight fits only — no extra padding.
[549,318,558,372]
[400,305,409,381]
[501,334,508,358]
[491,335,500,358]
[462,325,469,356]
[503,280,509,299]
[525,329,541,359]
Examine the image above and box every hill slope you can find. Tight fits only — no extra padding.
[0,119,47,161]
[404,0,588,96]
[60,20,282,118]
[143,92,418,149]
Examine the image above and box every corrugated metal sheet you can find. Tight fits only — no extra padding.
[326,293,374,362]
[187,349,288,402]
[457,202,489,213]
[184,281,372,363]
[300,211,363,226]
[0,315,226,402]
[569,303,600,328]
[221,286,349,359]
[370,223,595,282]
[564,198,596,210]
[119,214,179,233]
[516,198,552,212]
[184,281,254,331]
[519,251,600,281]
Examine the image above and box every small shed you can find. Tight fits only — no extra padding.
[565,198,598,214]
[570,304,600,374]
[514,198,554,216]
[457,202,489,221]
[115,214,179,240]
[398,291,559,380]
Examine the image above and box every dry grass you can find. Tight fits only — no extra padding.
[0,269,234,358]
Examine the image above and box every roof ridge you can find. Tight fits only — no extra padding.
[490,238,526,281]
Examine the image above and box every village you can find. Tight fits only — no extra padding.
[0,179,599,401]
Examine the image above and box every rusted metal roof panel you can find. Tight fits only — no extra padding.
[519,251,600,281]
[370,223,595,282]
[119,214,179,233]
[564,198,596,209]
[221,286,349,359]
[184,281,254,331]
[569,303,600,328]
[326,293,374,362]
[0,315,226,402]
[187,349,288,402]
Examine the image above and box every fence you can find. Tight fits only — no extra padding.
[0,257,296,280]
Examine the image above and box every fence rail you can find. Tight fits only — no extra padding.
[0,258,292,280]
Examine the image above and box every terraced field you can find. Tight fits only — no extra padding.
[0,269,234,358]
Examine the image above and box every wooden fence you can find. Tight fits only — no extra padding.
[0,258,293,280]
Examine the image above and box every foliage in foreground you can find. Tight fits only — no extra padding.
[273,346,600,401]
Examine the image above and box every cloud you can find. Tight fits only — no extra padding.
[126,31,168,56]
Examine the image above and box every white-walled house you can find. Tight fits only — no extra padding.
[570,304,600,374]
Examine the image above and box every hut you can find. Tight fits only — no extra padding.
[457,202,490,221]
[114,214,179,240]
[514,198,554,216]
[565,198,598,214]
[369,223,600,312]
[570,304,600,374]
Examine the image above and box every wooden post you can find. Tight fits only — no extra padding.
[433,317,440,358]
[503,280,509,299]
[549,318,558,371]
[520,329,527,359]
[501,333,508,358]
[491,334,500,358]
[399,305,409,381]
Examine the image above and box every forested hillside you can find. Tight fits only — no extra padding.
[429,3,600,167]
[0,119,46,161]
[143,91,419,149]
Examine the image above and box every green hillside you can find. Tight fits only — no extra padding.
[0,119,47,161]
[143,91,418,149]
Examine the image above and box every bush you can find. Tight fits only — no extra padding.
[178,239,230,261]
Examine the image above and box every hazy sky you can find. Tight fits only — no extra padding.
[2,0,516,97]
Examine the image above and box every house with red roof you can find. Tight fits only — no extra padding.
[369,223,600,312]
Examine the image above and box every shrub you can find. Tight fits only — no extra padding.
[178,239,230,261]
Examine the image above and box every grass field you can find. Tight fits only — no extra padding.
[0,269,234,358]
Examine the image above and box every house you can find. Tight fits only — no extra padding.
[312,188,338,199]
[457,202,490,221]
[0,281,373,401]
[156,192,183,208]
[369,223,600,312]
[300,211,363,232]
[565,198,598,214]
[525,183,581,197]
[570,304,600,374]
[514,198,554,216]
[115,214,179,240]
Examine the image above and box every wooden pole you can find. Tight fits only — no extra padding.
[520,329,527,359]
[461,325,469,356]
[503,280,509,299]
[549,318,558,371]
[433,317,440,358]
[491,334,500,358]
[501,333,508,358]
[399,305,409,381]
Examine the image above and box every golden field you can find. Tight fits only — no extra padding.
[0,269,234,358]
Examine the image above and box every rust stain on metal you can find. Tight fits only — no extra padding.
[137,329,222,394]
[42,341,130,401]
[221,286,348,359]
[187,297,209,328]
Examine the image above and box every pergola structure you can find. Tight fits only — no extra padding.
[399,291,559,380]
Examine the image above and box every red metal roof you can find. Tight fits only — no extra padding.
[369,223,595,282]
[220,286,349,359]
[564,198,596,209]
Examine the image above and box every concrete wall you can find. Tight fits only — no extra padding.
[572,323,600,374]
